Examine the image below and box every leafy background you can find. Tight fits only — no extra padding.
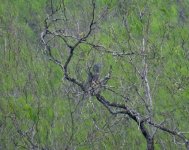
[0,0,189,149]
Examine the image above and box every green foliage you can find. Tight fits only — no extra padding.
[0,0,189,149]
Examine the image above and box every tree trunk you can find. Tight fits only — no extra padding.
[147,137,154,150]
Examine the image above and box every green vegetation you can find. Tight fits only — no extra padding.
[0,0,189,149]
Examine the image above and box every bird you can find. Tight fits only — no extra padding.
[91,63,101,84]
[86,63,102,95]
